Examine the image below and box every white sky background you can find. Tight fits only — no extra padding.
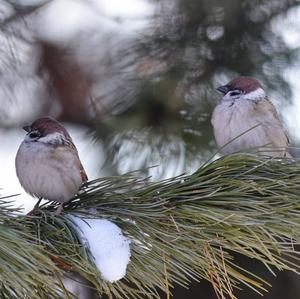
[272,6,300,142]
[1,1,300,213]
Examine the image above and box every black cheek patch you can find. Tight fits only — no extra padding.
[28,131,41,139]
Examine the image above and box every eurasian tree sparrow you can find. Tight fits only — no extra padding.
[15,117,88,214]
[211,76,291,157]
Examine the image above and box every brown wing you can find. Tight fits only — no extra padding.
[265,98,290,145]
[79,162,88,182]
[65,137,88,183]
[259,98,291,157]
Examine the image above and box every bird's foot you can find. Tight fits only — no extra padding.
[54,203,64,215]
[27,198,42,216]
[27,207,41,216]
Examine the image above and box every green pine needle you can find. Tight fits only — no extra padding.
[2,154,300,298]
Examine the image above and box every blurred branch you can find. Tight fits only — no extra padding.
[0,0,299,128]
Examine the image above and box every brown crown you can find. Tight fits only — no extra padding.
[226,76,263,93]
[28,117,70,138]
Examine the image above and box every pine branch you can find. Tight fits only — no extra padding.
[2,154,300,298]
[0,200,65,298]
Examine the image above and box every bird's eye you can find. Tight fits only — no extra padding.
[229,90,241,96]
[29,131,40,139]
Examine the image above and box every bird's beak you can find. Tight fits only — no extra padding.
[216,85,229,94]
[23,125,31,132]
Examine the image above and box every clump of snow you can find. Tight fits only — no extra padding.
[69,216,131,283]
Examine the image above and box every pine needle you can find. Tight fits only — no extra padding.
[1,154,300,298]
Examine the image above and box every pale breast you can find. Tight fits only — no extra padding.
[211,99,288,156]
[15,142,83,203]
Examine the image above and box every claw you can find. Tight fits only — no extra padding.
[55,203,64,215]
[27,198,42,216]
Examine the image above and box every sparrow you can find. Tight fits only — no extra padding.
[211,76,291,157]
[15,117,88,214]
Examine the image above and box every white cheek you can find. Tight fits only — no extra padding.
[221,88,266,102]
[24,134,35,142]
[38,132,65,144]
[241,88,265,101]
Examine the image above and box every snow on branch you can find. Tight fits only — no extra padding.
[2,153,300,299]
[68,216,131,282]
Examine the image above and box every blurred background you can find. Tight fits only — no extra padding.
[1,0,300,298]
